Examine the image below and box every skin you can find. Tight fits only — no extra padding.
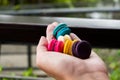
[36,22,110,80]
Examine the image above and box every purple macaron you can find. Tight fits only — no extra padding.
[72,40,91,59]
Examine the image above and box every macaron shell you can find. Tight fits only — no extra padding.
[72,41,79,57]
[63,40,68,54]
[48,39,57,51]
[70,40,78,55]
[56,27,71,39]
[53,26,64,38]
[63,40,70,54]
[53,23,67,38]
[54,41,64,52]
[76,40,91,59]
[68,40,73,55]
[63,40,72,55]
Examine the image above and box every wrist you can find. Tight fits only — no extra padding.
[64,72,109,80]
[85,72,109,80]
[81,72,109,80]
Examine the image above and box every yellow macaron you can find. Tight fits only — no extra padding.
[63,39,73,55]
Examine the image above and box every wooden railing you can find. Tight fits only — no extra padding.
[0,15,120,48]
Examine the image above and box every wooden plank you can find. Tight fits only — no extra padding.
[0,15,120,48]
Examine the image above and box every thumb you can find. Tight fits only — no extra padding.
[37,36,48,52]
[70,33,81,41]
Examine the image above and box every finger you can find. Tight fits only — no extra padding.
[46,22,58,42]
[36,36,48,52]
[70,33,81,41]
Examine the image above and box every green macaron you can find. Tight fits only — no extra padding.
[53,23,71,39]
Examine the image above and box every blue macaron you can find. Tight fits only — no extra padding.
[53,23,71,39]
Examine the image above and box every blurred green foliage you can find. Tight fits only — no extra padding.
[13,5,21,10]
[0,0,9,6]
[41,0,98,3]
[52,0,99,7]
[1,68,36,80]
[0,0,100,10]
[109,50,120,80]
[22,67,37,77]
[94,48,120,80]
[0,0,99,7]
[0,65,3,72]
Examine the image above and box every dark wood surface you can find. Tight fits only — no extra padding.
[0,15,120,48]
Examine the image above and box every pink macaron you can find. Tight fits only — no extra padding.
[47,39,64,52]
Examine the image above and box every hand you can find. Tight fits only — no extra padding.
[36,22,109,80]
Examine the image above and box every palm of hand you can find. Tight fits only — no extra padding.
[36,22,109,80]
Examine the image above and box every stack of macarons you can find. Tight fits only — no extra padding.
[47,23,91,59]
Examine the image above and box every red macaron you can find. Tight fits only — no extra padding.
[47,39,64,52]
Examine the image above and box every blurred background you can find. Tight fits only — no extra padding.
[0,0,120,19]
[0,0,120,80]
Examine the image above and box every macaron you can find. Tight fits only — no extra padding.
[64,35,71,42]
[53,23,71,39]
[54,40,64,52]
[58,35,71,43]
[58,36,65,42]
[72,40,91,59]
[63,39,73,55]
[48,39,64,52]
[47,39,57,51]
